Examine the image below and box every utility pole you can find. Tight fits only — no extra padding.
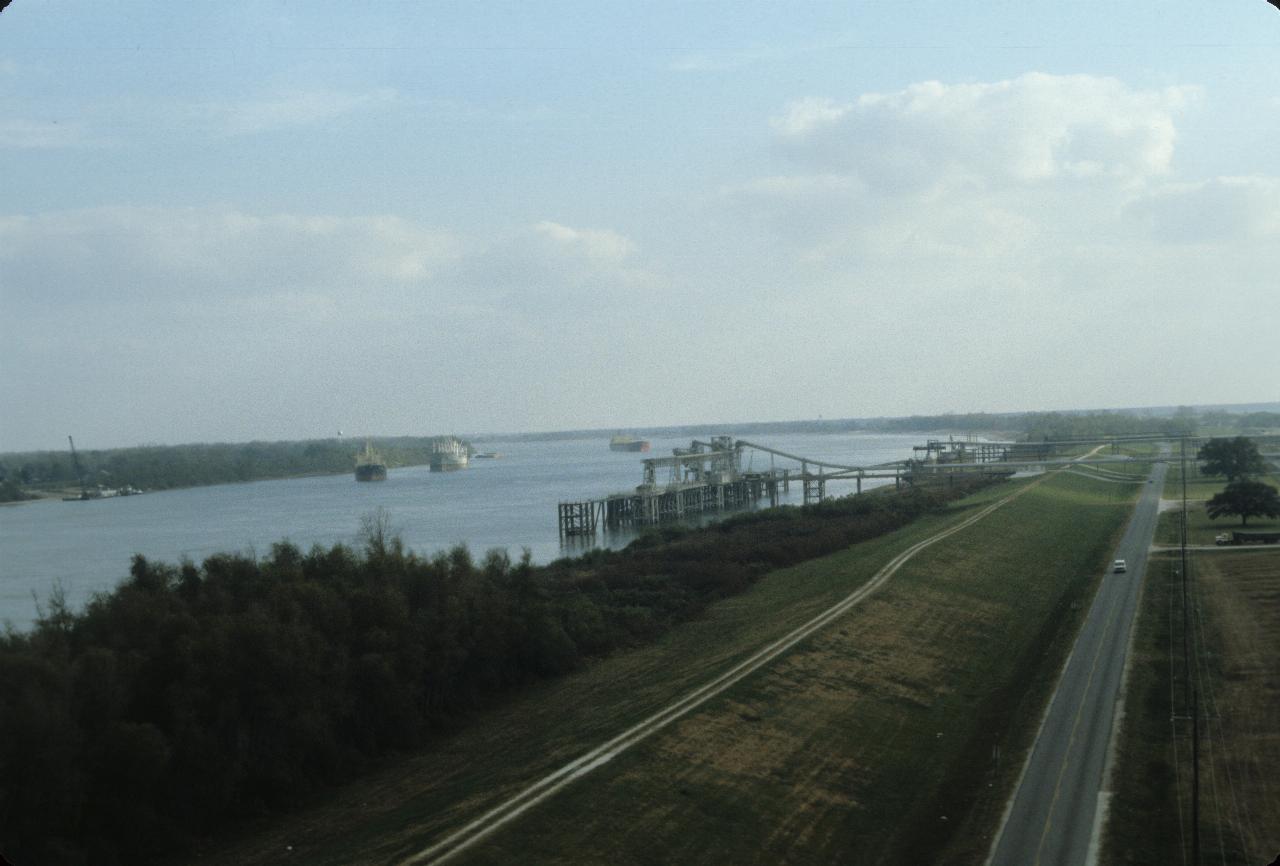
[1180,436,1200,866]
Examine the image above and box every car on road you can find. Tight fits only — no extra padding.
[1113,559,1127,573]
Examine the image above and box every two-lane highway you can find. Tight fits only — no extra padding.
[989,461,1168,866]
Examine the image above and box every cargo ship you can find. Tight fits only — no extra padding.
[430,437,470,471]
[354,440,388,481]
[609,434,651,453]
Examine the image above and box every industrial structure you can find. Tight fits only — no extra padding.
[555,432,1190,540]
[560,435,1009,539]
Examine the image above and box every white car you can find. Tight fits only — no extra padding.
[1113,559,1127,573]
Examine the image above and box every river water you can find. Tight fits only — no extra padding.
[0,431,923,630]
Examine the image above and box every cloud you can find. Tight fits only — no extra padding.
[532,221,636,262]
[0,206,665,448]
[0,206,462,311]
[432,220,654,316]
[197,88,397,136]
[772,73,1199,191]
[769,97,852,137]
[1124,176,1280,243]
[0,207,659,332]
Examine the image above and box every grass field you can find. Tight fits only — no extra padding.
[1161,458,1280,503]
[208,471,1138,866]
[1105,549,1280,865]
[1155,464,1280,546]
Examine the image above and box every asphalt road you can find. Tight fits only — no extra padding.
[988,461,1168,866]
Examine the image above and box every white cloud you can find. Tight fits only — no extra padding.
[0,206,462,310]
[772,73,1199,191]
[532,221,636,262]
[770,96,852,137]
[0,207,659,330]
[1124,176,1280,243]
[0,207,666,448]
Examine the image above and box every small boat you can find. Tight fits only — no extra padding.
[473,452,502,459]
[609,435,650,453]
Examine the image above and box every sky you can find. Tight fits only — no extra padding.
[1,1,1278,451]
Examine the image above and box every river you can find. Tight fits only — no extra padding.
[0,431,925,630]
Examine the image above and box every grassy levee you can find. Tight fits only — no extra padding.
[205,479,1016,866]
[207,471,1136,866]
[416,470,1135,866]
[1106,550,1280,864]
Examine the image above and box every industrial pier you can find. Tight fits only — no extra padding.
[558,431,1273,541]
[557,435,960,540]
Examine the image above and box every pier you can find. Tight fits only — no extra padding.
[559,435,912,540]
[556,432,1176,540]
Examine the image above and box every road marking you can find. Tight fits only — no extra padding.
[401,475,1057,865]
[986,452,1158,866]
[1032,587,1124,865]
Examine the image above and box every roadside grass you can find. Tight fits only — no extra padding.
[439,470,1137,866]
[1162,464,1229,501]
[1106,550,1280,865]
[1156,501,1280,546]
[1101,555,1185,865]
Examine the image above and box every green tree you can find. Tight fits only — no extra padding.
[1197,436,1267,481]
[1205,480,1280,527]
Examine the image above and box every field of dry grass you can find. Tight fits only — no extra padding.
[1105,548,1280,865]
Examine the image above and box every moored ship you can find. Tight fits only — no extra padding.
[430,437,470,471]
[609,434,651,453]
[354,440,388,481]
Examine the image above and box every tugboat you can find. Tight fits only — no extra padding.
[355,440,388,481]
[430,437,470,472]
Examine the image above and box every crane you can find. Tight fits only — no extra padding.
[67,435,90,500]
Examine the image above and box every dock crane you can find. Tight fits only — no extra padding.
[67,435,91,500]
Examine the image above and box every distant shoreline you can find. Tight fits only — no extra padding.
[2,463,439,507]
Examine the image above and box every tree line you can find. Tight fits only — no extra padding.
[864,408,1280,440]
[0,478,992,865]
[0,436,461,496]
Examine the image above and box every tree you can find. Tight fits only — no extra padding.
[1197,436,1267,481]
[1206,480,1280,527]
